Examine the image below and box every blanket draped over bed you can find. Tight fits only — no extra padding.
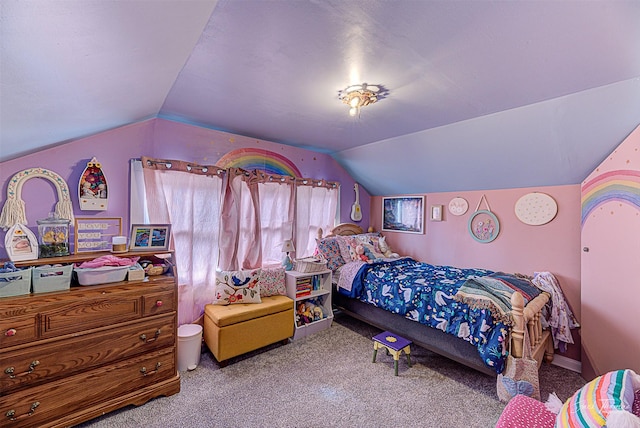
[336,257,542,374]
[454,273,542,325]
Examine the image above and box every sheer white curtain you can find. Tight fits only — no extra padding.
[143,164,222,325]
[129,160,149,224]
[295,183,339,258]
[258,180,295,267]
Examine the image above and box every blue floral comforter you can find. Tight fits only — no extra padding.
[338,258,510,373]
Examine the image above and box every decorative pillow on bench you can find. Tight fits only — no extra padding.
[259,267,286,297]
[213,268,262,305]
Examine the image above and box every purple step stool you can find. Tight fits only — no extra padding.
[372,331,412,376]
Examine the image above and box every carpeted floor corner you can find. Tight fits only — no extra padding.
[78,312,586,428]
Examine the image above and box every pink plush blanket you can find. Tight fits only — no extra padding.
[76,255,139,269]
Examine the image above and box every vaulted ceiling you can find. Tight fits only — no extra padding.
[2,0,640,195]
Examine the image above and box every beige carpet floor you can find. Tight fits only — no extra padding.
[78,313,586,428]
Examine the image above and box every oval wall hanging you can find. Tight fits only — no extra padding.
[448,197,469,216]
[514,192,558,226]
[468,195,500,243]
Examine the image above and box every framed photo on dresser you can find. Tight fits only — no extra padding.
[129,224,171,251]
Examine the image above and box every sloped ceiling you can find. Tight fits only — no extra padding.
[2,0,640,195]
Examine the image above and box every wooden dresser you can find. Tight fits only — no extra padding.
[0,251,180,427]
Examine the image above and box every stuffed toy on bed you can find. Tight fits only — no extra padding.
[378,236,399,258]
[355,244,372,262]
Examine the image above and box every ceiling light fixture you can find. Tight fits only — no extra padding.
[338,83,388,117]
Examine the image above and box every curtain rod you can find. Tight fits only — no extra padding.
[144,159,225,175]
[139,157,339,188]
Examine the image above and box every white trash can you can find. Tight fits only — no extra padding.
[177,324,203,371]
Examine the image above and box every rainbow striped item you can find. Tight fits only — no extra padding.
[581,170,640,227]
[556,369,640,427]
[216,148,302,177]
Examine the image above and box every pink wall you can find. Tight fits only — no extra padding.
[370,186,582,361]
[581,124,640,377]
[0,119,368,258]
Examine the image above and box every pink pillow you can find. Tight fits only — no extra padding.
[259,267,286,297]
[495,394,555,428]
[337,236,356,262]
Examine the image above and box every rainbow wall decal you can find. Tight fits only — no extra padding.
[216,148,302,177]
[581,169,640,226]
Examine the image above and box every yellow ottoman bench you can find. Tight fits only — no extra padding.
[204,295,294,365]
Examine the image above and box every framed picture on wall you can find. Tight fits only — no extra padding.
[129,224,171,251]
[382,196,425,234]
[430,205,443,221]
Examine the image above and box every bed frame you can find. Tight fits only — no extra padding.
[321,223,554,376]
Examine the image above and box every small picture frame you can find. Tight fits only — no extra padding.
[430,205,443,221]
[129,224,171,251]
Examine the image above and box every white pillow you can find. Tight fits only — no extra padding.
[213,268,262,305]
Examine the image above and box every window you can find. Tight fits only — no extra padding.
[133,157,339,323]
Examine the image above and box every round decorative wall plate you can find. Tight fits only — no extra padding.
[468,210,500,243]
[448,197,469,216]
[514,192,558,226]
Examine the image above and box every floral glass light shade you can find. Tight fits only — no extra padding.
[281,239,295,271]
[338,83,388,117]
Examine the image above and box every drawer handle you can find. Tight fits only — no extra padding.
[140,362,161,377]
[139,329,161,343]
[5,328,17,337]
[155,300,163,307]
[5,401,39,421]
[4,361,40,379]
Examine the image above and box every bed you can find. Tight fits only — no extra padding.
[318,223,554,376]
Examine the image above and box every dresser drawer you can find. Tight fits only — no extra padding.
[39,293,143,338]
[1,314,176,395]
[0,316,36,349]
[0,348,176,428]
[143,289,175,317]
[36,285,175,339]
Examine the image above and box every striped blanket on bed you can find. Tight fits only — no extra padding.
[454,273,542,324]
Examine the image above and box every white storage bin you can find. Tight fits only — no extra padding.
[74,265,129,286]
[294,257,328,273]
[0,267,32,297]
[32,264,73,293]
